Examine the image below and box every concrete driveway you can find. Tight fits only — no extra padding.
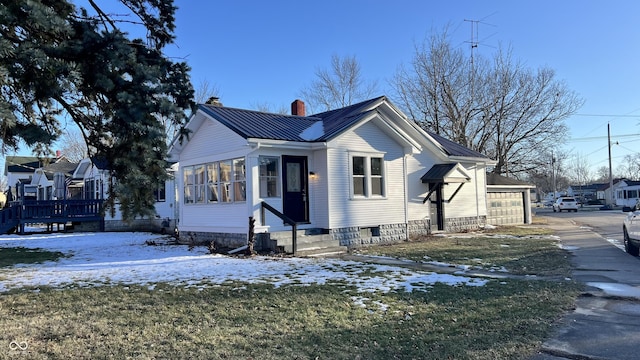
[531,215,640,360]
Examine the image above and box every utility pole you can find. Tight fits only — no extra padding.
[552,151,557,198]
[608,123,614,206]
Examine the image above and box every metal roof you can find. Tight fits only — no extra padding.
[426,131,489,159]
[198,96,386,142]
[198,96,490,162]
[420,163,458,183]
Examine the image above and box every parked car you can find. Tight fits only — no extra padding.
[552,197,579,212]
[623,205,640,256]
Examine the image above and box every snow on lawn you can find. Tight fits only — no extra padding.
[0,232,487,293]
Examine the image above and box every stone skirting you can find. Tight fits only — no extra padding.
[444,215,485,232]
[332,222,425,248]
[104,218,176,234]
[178,230,246,249]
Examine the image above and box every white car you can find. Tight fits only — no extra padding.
[552,197,579,212]
[623,205,640,256]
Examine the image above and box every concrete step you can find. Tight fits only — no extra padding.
[267,230,346,255]
[296,246,348,258]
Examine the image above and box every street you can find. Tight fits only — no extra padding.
[534,207,628,251]
[530,208,640,360]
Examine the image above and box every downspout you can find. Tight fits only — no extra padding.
[475,165,480,227]
[403,154,409,240]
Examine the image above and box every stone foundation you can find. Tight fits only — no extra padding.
[444,215,486,232]
[178,231,246,249]
[104,218,176,233]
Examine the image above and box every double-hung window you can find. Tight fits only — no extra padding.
[206,162,219,203]
[259,156,280,198]
[194,165,205,203]
[351,154,385,198]
[233,158,246,202]
[183,166,194,204]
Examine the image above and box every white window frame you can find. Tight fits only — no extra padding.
[349,152,386,199]
[259,156,281,198]
[183,157,247,205]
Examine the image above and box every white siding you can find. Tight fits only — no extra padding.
[405,153,434,222]
[444,163,487,219]
[180,117,248,166]
[178,117,252,233]
[327,120,406,228]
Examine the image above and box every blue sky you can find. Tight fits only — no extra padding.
[162,0,640,174]
[6,0,640,177]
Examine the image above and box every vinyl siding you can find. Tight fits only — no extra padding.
[405,153,434,221]
[178,117,252,232]
[327,120,406,228]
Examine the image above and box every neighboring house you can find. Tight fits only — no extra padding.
[4,155,55,199]
[72,157,177,232]
[485,173,535,226]
[597,179,625,206]
[169,96,495,251]
[567,183,606,203]
[614,179,640,208]
[30,158,78,200]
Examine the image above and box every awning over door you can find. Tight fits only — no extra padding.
[421,163,471,204]
[421,163,471,184]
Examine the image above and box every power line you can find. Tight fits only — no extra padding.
[574,113,640,118]
[569,133,640,142]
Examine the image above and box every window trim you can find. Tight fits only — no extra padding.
[183,157,247,205]
[259,156,281,198]
[348,152,387,199]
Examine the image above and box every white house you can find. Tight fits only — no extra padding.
[169,96,495,251]
[614,179,640,208]
[72,157,178,232]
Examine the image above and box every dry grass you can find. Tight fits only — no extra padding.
[0,224,581,359]
[1,280,580,360]
[357,225,570,277]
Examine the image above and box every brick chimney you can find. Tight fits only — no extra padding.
[291,99,305,116]
[206,97,223,107]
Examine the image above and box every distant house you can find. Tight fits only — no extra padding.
[567,183,606,203]
[613,179,640,208]
[169,96,496,252]
[4,154,68,200]
[71,157,177,232]
[30,158,78,200]
[486,173,535,225]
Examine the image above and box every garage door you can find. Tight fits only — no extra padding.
[487,192,524,225]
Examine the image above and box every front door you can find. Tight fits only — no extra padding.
[282,155,309,223]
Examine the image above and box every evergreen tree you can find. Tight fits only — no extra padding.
[0,0,195,220]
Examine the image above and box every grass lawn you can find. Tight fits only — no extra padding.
[0,225,581,360]
[0,247,66,268]
[356,225,570,278]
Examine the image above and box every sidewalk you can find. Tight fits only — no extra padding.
[530,217,640,360]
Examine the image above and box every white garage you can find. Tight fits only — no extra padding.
[486,174,535,226]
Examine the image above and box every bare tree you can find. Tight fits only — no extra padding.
[391,29,583,177]
[162,79,220,144]
[251,102,289,114]
[619,154,640,180]
[299,54,378,113]
[59,127,89,162]
[568,152,593,185]
[593,165,612,183]
[526,150,571,196]
[194,79,221,104]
